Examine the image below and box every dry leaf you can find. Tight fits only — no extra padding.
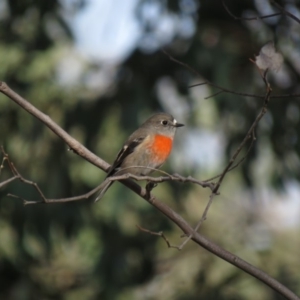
[255,42,283,72]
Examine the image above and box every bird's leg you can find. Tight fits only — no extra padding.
[145,181,157,199]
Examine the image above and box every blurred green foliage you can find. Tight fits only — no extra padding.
[1,0,300,299]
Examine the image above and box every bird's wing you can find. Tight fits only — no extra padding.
[106,136,145,177]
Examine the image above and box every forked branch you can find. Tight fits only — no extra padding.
[1,79,299,299]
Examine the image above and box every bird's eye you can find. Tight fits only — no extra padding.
[162,120,168,125]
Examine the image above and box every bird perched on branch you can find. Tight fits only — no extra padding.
[95,112,184,201]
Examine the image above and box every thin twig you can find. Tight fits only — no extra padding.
[190,83,300,100]
[222,0,282,21]
[166,51,300,101]
[190,82,266,99]
[0,146,104,205]
[1,81,300,299]
[204,90,224,99]
[271,0,300,24]
[0,176,18,189]
[214,69,271,193]
[162,49,200,77]
[204,131,256,183]
[136,225,179,249]
[163,50,266,100]
[178,67,272,248]
[178,192,217,250]
[106,168,215,189]
[223,0,300,25]
[1,152,214,204]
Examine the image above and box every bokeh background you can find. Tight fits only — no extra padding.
[1,0,300,299]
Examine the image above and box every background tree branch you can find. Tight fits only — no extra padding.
[1,1,300,299]
[1,82,299,300]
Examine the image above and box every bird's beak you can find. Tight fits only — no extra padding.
[174,122,184,127]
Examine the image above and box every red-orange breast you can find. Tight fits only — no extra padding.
[150,134,173,164]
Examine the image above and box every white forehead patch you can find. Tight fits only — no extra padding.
[173,119,177,124]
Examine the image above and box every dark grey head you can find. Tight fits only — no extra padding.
[141,112,184,137]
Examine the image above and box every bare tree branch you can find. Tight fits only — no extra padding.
[213,71,271,193]
[1,81,300,300]
[0,176,18,189]
[222,0,282,21]
[271,0,300,24]
[164,51,300,100]
[222,0,300,24]
[0,146,20,188]
[105,169,215,189]
[174,65,272,248]
[136,225,180,249]
[204,131,256,183]
[0,150,214,204]
[163,50,266,99]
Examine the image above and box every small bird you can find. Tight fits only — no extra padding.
[95,112,184,201]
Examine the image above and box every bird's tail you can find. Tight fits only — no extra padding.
[94,179,113,202]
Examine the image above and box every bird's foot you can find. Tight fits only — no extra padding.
[145,182,157,199]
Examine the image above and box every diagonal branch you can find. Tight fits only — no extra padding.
[163,50,266,99]
[270,0,300,24]
[106,168,214,189]
[0,176,18,189]
[164,50,300,100]
[222,0,282,21]
[3,159,214,205]
[136,225,180,249]
[204,130,256,182]
[1,81,299,300]
[223,0,300,24]
[177,68,272,248]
